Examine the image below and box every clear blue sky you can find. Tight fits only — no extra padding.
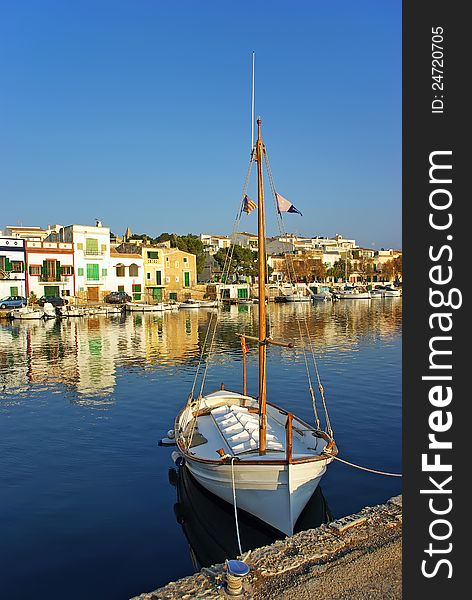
[0,0,401,249]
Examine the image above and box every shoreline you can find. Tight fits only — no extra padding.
[132,495,402,599]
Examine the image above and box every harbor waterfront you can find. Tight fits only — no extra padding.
[0,300,401,600]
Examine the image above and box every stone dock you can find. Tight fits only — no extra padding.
[132,495,402,600]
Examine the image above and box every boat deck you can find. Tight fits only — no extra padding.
[190,402,324,462]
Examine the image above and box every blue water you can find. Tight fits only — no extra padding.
[0,300,401,599]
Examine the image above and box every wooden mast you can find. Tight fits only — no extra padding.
[256,117,267,454]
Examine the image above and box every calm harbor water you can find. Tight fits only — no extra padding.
[0,300,401,600]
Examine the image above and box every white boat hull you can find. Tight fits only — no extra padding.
[126,303,165,312]
[284,295,311,302]
[184,454,328,536]
[11,308,43,320]
[336,291,371,299]
[383,290,401,297]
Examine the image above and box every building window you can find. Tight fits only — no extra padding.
[116,265,125,277]
[132,284,141,301]
[86,263,99,280]
[118,285,125,292]
[62,290,71,296]
[175,276,179,283]
[62,266,74,275]
[77,243,83,250]
[10,261,24,272]
[147,251,159,260]
[183,257,188,263]
[101,244,107,252]
[146,272,151,280]
[78,268,84,276]
[184,271,190,287]
[102,268,107,277]
[10,286,19,295]
[29,265,42,276]
[165,276,170,283]
[85,238,99,255]
[156,271,162,285]
[129,263,139,277]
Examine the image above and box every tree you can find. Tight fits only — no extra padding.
[327,258,351,281]
[214,244,258,280]
[381,260,394,281]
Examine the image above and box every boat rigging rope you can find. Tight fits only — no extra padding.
[231,457,243,555]
[333,456,402,477]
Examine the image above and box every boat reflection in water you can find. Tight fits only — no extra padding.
[169,463,333,569]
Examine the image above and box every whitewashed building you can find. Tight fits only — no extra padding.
[0,237,26,298]
[108,248,144,301]
[58,222,111,302]
[25,240,75,300]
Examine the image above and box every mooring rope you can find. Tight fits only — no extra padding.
[231,457,243,555]
[333,455,402,477]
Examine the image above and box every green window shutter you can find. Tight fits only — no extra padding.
[156,271,162,285]
[101,244,107,252]
[77,243,83,250]
[147,251,159,259]
[5,258,12,272]
[169,292,177,300]
[132,284,141,301]
[102,268,107,276]
[56,260,61,281]
[184,272,190,287]
[86,238,98,253]
[10,286,19,295]
[78,267,84,276]
[29,265,33,275]
[118,285,125,292]
[41,260,47,278]
[86,263,99,280]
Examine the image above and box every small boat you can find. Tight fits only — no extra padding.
[383,286,401,297]
[335,287,371,299]
[58,306,86,317]
[163,302,180,311]
[42,302,57,318]
[178,300,201,309]
[311,292,332,302]
[199,300,219,308]
[11,306,44,320]
[126,302,165,312]
[173,117,336,536]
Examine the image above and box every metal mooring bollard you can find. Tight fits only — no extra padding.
[225,560,250,596]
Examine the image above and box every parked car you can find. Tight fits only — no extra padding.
[0,295,27,309]
[37,295,69,307]
[104,291,131,304]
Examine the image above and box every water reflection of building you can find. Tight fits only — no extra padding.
[0,301,401,400]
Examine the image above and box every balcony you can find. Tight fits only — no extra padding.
[39,275,70,284]
[83,250,105,257]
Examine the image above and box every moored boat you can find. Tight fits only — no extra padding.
[11,306,44,320]
[173,116,336,536]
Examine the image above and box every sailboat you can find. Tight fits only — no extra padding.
[173,117,337,537]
